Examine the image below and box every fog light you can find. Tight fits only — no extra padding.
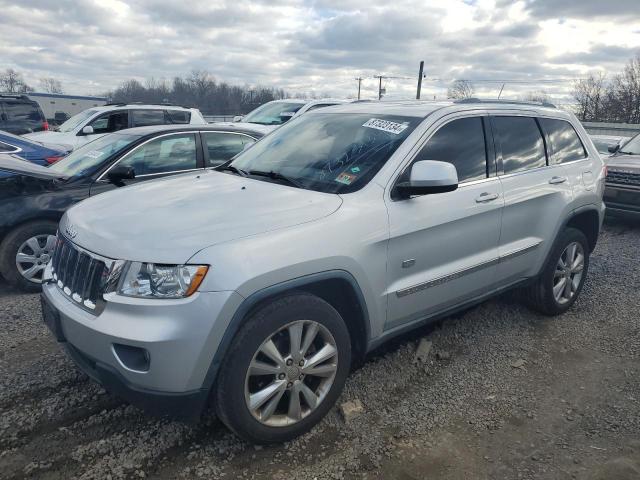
[112,344,150,372]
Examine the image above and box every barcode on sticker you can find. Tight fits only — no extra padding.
[362,118,409,135]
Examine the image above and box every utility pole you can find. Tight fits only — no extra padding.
[355,77,363,100]
[372,74,411,100]
[416,61,424,99]
[374,75,384,100]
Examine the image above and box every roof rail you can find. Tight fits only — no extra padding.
[0,93,30,100]
[454,97,557,108]
[103,102,189,108]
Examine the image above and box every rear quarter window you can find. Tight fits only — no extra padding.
[539,118,587,163]
[166,110,191,124]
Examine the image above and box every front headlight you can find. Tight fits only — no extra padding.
[118,262,209,299]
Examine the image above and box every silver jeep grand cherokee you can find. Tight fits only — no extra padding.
[41,99,606,444]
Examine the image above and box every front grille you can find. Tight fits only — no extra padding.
[50,235,110,313]
[606,170,640,187]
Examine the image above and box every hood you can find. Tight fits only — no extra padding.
[23,131,77,149]
[62,170,343,263]
[606,154,640,171]
[213,122,276,135]
[0,153,67,179]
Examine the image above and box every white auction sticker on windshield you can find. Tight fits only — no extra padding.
[362,118,409,135]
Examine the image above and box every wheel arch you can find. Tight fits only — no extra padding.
[201,270,370,392]
[565,205,601,253]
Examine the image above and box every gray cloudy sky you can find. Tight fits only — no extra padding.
[1,0,639,102]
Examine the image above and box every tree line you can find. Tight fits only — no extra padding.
[572,55,640,124]
[106,71,288,115]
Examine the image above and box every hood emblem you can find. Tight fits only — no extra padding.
[65,224,78,239]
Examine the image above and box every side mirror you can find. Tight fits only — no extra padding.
[395,160,458,199]
[107,165,135,186]
[608,144,620,154]
[81,125,94,135]
[279,111,295,122]
[233,115,244,123]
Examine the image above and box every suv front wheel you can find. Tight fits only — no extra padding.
[215,293,351,444]
[523,227,590,316]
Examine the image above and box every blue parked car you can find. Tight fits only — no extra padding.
[0,130,69,166]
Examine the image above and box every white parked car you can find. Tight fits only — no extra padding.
[219,99,346,133]
[23,104,207,150]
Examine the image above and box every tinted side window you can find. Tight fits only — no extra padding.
[90,111,129,134]
[3,101,43,132]
[166,110,191,124]
[202,132,255,166]
[132,109,167,127]
[539,118,587,163]
[118,133,197,175]
[493,116,546,174]
[0,141,19,153]
[415,117,487,183]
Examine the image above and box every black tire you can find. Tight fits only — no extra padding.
[522,227,590,316]
[0,220,58,293]
[215,293,352,444]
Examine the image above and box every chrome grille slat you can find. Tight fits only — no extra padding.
[50,235,111,315]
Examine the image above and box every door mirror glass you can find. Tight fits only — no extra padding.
[107,165,136,186]
[395,160,458,199]
[81,125,94,135]
[608,143,620,154]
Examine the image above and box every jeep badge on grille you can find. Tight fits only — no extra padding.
[65,224,78,239]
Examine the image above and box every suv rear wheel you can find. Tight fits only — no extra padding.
[215,293,351,444]
[0,220,57,292]
[523,227,590,316]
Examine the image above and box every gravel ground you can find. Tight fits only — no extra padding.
[1,220,639,480]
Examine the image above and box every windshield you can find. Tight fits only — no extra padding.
[58,109,99,132]
[49,132,142,178]
[229,113,421,193]
[243,102,305,126]
[620,133,640,155]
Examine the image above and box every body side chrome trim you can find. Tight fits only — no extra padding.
[395,241,542,298]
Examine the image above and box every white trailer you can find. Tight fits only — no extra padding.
[27,92,107,125]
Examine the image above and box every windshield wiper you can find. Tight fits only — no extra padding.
[218,165,248,177]
[618,150,637,155]
[248,170,303,188]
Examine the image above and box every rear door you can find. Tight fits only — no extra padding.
[491,114,573,285]
[89,131,204,196]
[385,113,504,330]
[131,109,167,127]
[201,131,257,167]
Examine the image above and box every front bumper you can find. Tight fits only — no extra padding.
[41,282,244,418]
[604,184,640,219]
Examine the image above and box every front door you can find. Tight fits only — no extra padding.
[89,132,202,196]
[385,115,503,331]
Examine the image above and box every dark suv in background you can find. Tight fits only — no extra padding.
[0,94,48,134]
[604,131,640,219]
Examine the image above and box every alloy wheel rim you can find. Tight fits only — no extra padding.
[553,241,584,305]
[15,234,57,284]
[244,320,338,427]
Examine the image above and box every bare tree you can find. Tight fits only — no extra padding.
[572,72,607,121]
[40,77,63,94]
[0,68,32,93]
[522,90,550,103]
[447,80,475,99]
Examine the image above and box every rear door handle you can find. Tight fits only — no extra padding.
[549,176,567,184]
[475,192,499,203]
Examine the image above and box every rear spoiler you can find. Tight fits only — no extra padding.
[0,153,67,180]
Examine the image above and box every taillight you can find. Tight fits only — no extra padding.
[43,121,49,131]
[45,156,63,165]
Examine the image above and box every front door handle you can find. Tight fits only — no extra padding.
[475,192,499,203]
[549,176,567,184]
